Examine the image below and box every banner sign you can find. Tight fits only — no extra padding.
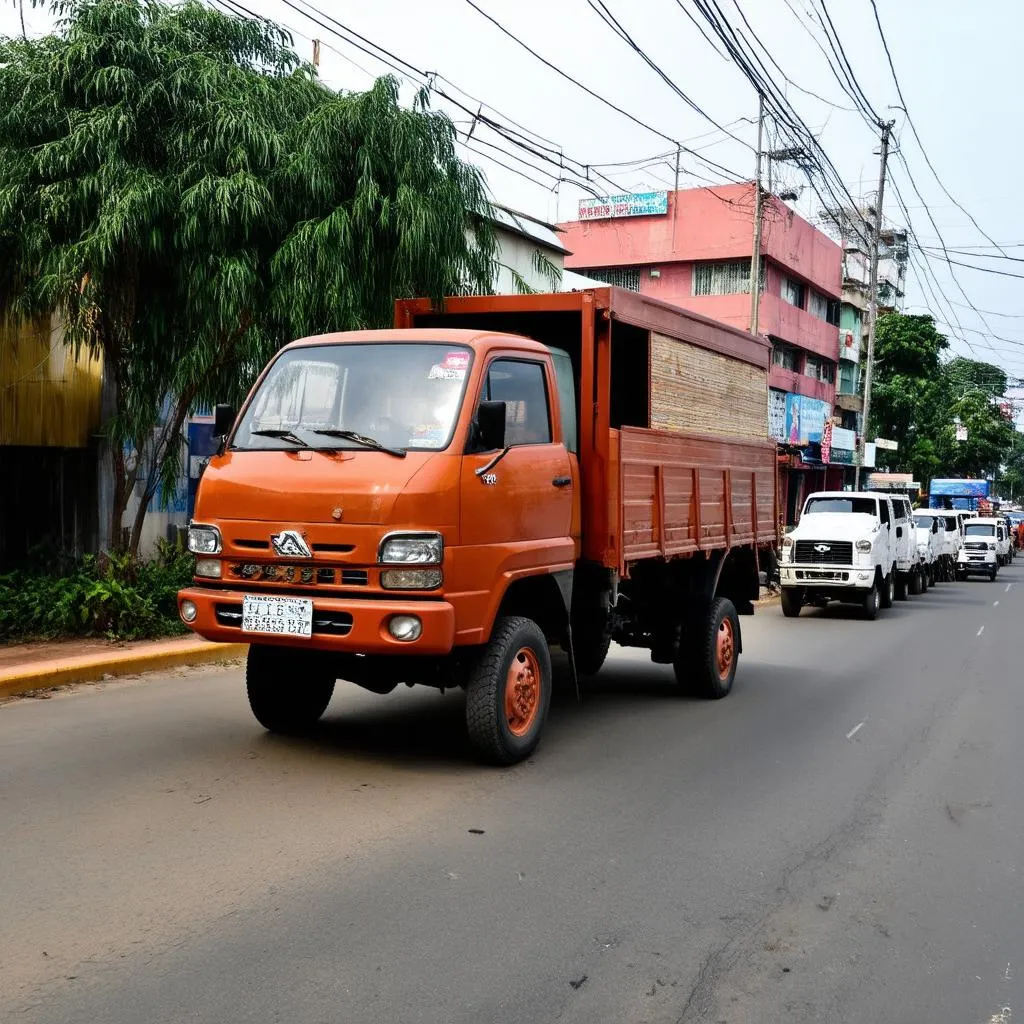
[784,393,831,446]
[578,191,669,221]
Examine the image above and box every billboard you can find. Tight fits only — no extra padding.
[784,394,831,446]
[578,191,669,221]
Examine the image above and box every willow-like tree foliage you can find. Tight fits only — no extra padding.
[0,0,496,553]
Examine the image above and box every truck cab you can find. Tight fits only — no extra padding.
[888,494,921,596]
[912,510,944,585]
[779,491,896,619]
[956,518,1001,580]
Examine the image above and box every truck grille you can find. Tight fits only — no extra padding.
[965,541,989,552]
[226,563,368,587]
[794,540,853,564]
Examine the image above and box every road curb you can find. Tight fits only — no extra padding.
[0,641,249,700]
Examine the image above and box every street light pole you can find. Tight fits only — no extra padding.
[855,119,895,489]
[748,92,765,335]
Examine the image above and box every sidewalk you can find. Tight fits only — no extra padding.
[0,636,247,700]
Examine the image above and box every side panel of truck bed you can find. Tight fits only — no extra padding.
[609,426,777,573]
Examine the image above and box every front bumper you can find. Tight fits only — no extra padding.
[177,586,457,655]
[779,564,876,590]
[957,553,997,574]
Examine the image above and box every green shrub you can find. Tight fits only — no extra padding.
[0,542,194,642]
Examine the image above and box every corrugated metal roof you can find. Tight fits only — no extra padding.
[489,205,570,255]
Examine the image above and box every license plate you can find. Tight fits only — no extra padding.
[241,595,313,637]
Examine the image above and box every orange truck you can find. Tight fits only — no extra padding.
[178,288,778,763]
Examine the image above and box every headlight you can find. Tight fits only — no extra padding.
[380,568,443,590]
[782,536,794,548]
[855,540,872,552]
[988,542,996,551]
[378,533,443,564]
[187,524,222,555]
[194,558,222,579]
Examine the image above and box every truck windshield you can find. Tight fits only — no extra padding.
[233,343,472,452]
[914,515,935,528]
[804,497,877,515]
[964,524,995,537]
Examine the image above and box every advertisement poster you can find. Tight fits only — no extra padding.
[784,394,831,446]
[578,191,669,220]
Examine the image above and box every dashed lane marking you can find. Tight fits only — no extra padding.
[846,720,866,740]
[977,625,986,637]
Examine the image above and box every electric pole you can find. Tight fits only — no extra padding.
[854,119,895,489]
[748,92,765,334]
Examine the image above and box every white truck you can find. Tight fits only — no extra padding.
[889,493,923,598]
[779,491,897,620]
[912,511,943,586]
[935,511,963,581]
[956,517,1001,581]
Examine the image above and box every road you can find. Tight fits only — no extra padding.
[2,569,1023,1024]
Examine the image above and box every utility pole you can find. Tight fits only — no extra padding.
[854,119,895,489]
[748,92,765,334]
[671,145,681,252]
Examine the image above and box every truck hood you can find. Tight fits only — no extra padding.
[792,513,879,539]
[195,449,447,525]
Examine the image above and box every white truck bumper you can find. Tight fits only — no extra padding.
[780,565,876,591]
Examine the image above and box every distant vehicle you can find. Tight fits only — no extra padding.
[779,491,897,620]
[938,512,964,571]
[929,478,991,512]
[956,518,1001,581]
[913,511,951,583]
[889,493,923,597]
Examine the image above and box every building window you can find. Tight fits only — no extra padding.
[807,291,841,324]
[575,266,641,291]
[782,276,806,308]
[692,260,763,296]
[772,342,799,372]
[804,355,835,383]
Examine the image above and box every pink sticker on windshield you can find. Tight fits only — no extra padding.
[442,351,470,371]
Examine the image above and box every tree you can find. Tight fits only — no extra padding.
[869,312,949,484]
[0,0,496,554]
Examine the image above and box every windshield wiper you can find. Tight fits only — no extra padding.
[247,428,311,448]
[311,429,407,458]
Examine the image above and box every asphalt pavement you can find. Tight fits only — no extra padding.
[2,567,1022,1024]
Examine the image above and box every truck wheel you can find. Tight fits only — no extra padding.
[895,575,908,601]
[571,611,612,678]
[780,587,802,618]
[910,569,923,595]
[862,584,880,620]
[989,565,998,582]
[920,568,929,593]
[675,597,739,700]
[246,644,335,734]
[465,616,551,765]
[880,572,895,609]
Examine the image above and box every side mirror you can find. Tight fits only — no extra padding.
[474,400,507,452]
[896,526,903,538]
[213,404,236,439]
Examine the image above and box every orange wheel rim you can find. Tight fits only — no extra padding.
[715,617,735,680]
[504,647,541,737]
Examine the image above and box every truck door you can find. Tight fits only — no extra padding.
[460,356,574,554]
[879,497,894,568]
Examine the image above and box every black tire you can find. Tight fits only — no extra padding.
[989,565,998,582]
[909,569,922,595]
[862,583,880,620]
[880,572,895,609]
[955,569,966,581]
[571,610,612,678]
[780,587,802,618]
[920,568,929,593]
[895,574,908,601]
[465,616,551,765]
[674,597,739,700]
[246,644,335,734]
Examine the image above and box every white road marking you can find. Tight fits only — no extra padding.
[978,626,986,637]
[1007,583,1013,593]
[846,720,866,740]
[1006,961,1013,981]
[994,601,1000,607]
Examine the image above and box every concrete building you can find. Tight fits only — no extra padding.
[559,183,846,522]
[489,205,568,294]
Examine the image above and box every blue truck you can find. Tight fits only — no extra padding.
[928,478,991,511]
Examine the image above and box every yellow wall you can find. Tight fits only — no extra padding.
[0,316,104,447]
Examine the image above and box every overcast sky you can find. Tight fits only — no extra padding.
[4,0,1024,381]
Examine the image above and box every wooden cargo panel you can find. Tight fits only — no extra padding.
[611,426,777,572]
[650,332,769,440]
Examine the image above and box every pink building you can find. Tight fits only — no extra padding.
[560,184,845,521]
